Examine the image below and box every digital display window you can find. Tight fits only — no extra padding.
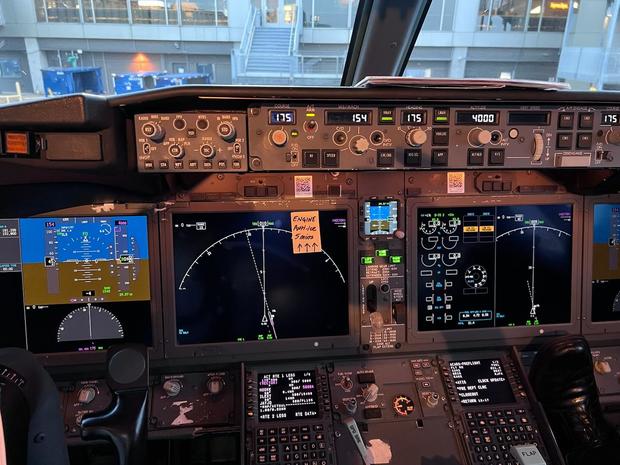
[173,210,349,344]
[258,371,320,422]
[591,204,620,322]
[450,359,515,405]
[417,204,573,331]
[0,216,153,353]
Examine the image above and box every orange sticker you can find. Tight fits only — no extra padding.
[5,132,29,155]
[291,211,322,254]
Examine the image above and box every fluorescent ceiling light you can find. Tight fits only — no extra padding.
[138,0,165,7]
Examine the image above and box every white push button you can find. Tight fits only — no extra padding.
[510,444,546,465]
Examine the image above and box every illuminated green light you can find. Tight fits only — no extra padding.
[435,116,448,122]
[306,112,316,117]
[361,256,374,265]
[390,255,402,264]
[291,130,299,137]
[376,249,388,257]
[381,116,393,121]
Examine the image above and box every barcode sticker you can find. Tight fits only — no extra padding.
[294,175,313,198]
[447,172,465,194]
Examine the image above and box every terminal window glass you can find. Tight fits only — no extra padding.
[39,0,82,22]
[85,0,129,23]
[181,0,216,25]
[131,0,167,24]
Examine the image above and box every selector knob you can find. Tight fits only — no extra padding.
[163,379,182,397]
[168,144,185,159]
[142,122,165,142]
[350,135,370,155]
[362,383,379,403]
[270,129,288,147]
[406,129,427,146]
[200,144,215,159]
[77,386,96,405]
[607,130,620,145]
[217,122,236,142]
[206,376,225,395]
[340,376,353,391]
[469,128,492,146]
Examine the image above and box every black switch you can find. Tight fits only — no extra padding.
[432,128,450,145]
[357,372,376,384]
[244,186,257,197]
[321,149,339,167]
[267,186,278,197]
[557,133,573,149]
[302,150,320,168]
[558,112,574,129]
[158,160,169,169]
[431,149,448,166]
[579,112,594,129]
[377,149,395,167]
[363,408,382,419]
[488,149,505,165]
[482,181,493,191]
[468,149,484,166]
[404,149,422,167]
[256,186,267,197]
[577,133,592,149]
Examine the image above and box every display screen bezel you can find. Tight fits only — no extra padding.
[582,195,620,336]
[407,194,582,345]
[161,201,359,360]
[3,204,164,367]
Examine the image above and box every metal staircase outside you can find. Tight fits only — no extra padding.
[231,2,303,84]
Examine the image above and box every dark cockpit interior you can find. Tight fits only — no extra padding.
[3,1,620,465]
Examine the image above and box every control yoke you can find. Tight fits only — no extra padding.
[81,344,149,465]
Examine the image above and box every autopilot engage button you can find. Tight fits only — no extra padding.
[488,148,505,165]
[468,149,484,166]
[302,150,320,168]
[432,128,449,145]
[557,133,573,149]
[321,149,339,167]
[377,149,395,167]
[404,149,421,167]
[579,112,594,129]
[431,149,448,166]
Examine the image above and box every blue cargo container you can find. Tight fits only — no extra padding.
[153,72,213,88]
[41,67,104,96]
[112,72,162,95]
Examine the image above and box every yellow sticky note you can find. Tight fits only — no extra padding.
[291,211,322,254]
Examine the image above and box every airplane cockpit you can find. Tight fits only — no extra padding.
[2,1,620,464]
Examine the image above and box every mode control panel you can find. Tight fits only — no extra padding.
[247,104,620,170]
[135,112,248,172]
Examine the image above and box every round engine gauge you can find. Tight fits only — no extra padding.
[464,265,488,288]
[392,395,415,416]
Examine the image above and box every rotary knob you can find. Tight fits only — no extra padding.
[594,360,612,375]
[406,129,427,146]
[200,144,215,159]
[350,135,370,155]
[206,376,225,395]
[339,376,353,391]
[77,386,96,404]
[163,379,182,397]
[607,130,620,145]
[270,129,288,147]
[469,128,492,146]
[141,122,165,142]
[217,122,236,142]
[362,383,379,403]
[168,143,185,159]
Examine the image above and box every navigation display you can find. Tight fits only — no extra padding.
[173,210,349,344]
[417,204,573,331]
[257,370,320,422]
[363,200,398,235]
[0,216,152,353]
[450,359,515,405]
[591,203,620,322]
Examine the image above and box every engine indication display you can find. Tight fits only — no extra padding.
[257,370,320,422]
[591,204,620,322]
[449,359,515,405]
[363,200,398,235]
[417,204,573,331]
[173,210,349,344]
